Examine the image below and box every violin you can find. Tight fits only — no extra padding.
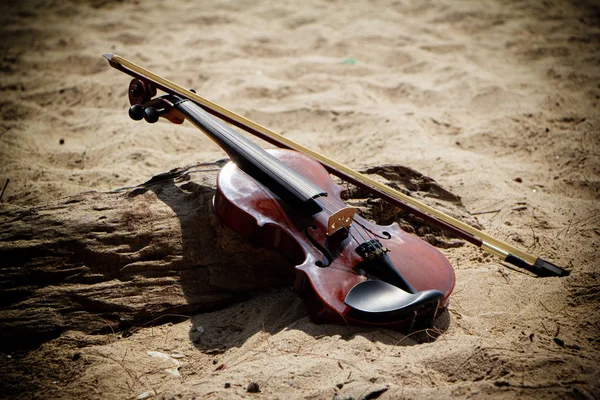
[104,54,569,330]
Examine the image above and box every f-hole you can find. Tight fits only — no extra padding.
[305,225,332,268]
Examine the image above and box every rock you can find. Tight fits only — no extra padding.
[359,386,389,400]
[247,381,260,393]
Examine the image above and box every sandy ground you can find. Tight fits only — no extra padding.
[1,0,599,399]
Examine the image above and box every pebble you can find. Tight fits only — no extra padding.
[247,381,260,393]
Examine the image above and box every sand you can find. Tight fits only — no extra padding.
[1,0,599,398]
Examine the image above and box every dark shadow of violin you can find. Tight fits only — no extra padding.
[187,289,451,354]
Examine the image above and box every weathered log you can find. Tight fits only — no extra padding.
[0,161,475,348]
[0,161,298,348]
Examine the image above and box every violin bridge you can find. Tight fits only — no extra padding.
[327,207,357,236]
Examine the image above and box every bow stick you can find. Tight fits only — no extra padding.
[103,53,569,278]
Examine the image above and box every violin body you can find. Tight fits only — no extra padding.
[215,148,455,330]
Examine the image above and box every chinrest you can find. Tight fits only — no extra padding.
[344,280,444,323]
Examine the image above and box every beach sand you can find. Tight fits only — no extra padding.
[0,0,599,398]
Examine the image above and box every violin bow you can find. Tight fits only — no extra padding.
[104,53,569,278]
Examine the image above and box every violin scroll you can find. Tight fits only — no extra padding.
[126,79,185,125]
[128,79,156,105]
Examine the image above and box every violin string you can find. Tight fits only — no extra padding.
[352,221,369,243]
[315,197,383,260]
[313,187,386,244]
[354,219,390,240]
[182,103,374,230]
[183,102,387,252]
[356,219,375,241]
[311,185,386,249]
[345,226,360,245]
[229,133,322,198]
[360,225,375,242]
[182,102,322,199]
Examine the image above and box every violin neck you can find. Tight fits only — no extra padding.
[175,99,326,215]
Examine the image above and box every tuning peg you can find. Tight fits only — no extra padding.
[128,104,144,121]
[144,107,160,123]
[189,88,196,93]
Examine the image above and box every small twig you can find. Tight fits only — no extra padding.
[470,209,501,216]
[538,301,552,313]
[0,178,8,202]
[262,325,275,353]
[528,226,539,251]
[564,218,573,239]
[123,313,192,338]
[538,301,577,320]
[452,348,478,374]
[498,268,511,284]
[141,313,191,327]
[392,327,442,346]
[541,322,550,336]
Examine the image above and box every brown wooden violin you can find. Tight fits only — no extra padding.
[104,54,569,331]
